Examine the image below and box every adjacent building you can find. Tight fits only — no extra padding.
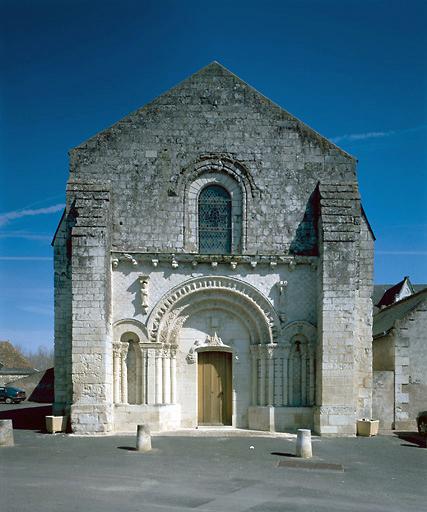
[373,278,427,430]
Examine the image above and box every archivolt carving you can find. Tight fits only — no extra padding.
[113,318,149,343]
[162,297,261,346]
[282,320,317,346]
[147,276,280,344]
[171,155,259,196]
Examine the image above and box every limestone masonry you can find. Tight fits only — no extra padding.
[53,62,374,435]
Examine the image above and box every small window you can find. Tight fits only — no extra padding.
[198,185,232,254]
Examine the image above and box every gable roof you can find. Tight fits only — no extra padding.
[0,341,33,369]
[373,287,427,339]
[72,61,355,161]
[375,276,414,308]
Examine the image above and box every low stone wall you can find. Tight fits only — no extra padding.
[248,406,313,432]
[0,374,28,386]
[114,404,181,432]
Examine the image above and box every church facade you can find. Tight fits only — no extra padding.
[53,62,374,435]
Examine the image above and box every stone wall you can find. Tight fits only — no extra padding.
[372,296,427,430]
[67,182,113,433]
[393,302,427,430]
[53,211,73,414]
[315,183,373,436]
[355,214,374,419]
[54,62,373,435]
[68,63,356,256]
[0,374,31,386]
[372,371,394,430]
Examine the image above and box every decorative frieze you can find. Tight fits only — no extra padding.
[110,251,317,270]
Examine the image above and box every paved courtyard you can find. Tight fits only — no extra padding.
[0,404,426,512]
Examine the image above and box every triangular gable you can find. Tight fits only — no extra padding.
[376,276,414,308]
[72,61,355,161]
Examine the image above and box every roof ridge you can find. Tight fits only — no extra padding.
[374,285,427,315]
[71,62,355,161]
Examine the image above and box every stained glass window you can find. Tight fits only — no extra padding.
[198,185,232,254]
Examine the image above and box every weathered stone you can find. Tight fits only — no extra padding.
[296,428,312,458]
[0,419,14,447]
[136,424,151,452]
[53,62,374,436]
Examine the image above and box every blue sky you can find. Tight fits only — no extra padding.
[1,0,426,350]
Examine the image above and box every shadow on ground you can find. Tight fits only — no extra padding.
[271,451,297,457]
[0,404,52,430]
[394,431,427,448]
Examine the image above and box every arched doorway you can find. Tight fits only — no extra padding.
[198,350,232,425]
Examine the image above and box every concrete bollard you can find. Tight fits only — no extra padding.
[0,419,14,447]
[136,424,151,452]
[296,428,312,458]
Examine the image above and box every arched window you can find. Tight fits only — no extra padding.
[198,185,232,254]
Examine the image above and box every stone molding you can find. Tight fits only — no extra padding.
[110,251,317,270]
[170,154,258,197]
[113,318,149,343]
[282,320,317,346]
[147,275,280,345]
[184,169,245,253]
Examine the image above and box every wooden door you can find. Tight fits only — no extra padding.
[198,351,232,425]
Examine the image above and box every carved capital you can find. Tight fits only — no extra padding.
[265,344,276,359]
[120,341,129,357]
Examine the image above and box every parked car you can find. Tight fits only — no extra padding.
[417,411,427,436]
[0,386,26,404]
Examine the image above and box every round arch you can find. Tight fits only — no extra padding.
[186,170,244,253]
[282,320,316,346]
[113,318,149,343]
[162,297,260,346]
[147,276,280,345]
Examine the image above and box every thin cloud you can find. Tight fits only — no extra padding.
[331,124,427,144]
[0,203,65,227]
[0,256,52,261]
[19,305,53,317]
[331,131,395,143]
[0,230,51,241]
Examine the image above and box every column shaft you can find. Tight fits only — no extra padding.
[282,354,288,406]
[309,351,315,405]
[259,354,265,406]
[155,351,163,404]
[113,347,121,404]
[170,351,177,404]
[120,350,128,404]
[267,356,274,406]
[251,351,257,406]
[163,352,171,404]
[301,351,307,406]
